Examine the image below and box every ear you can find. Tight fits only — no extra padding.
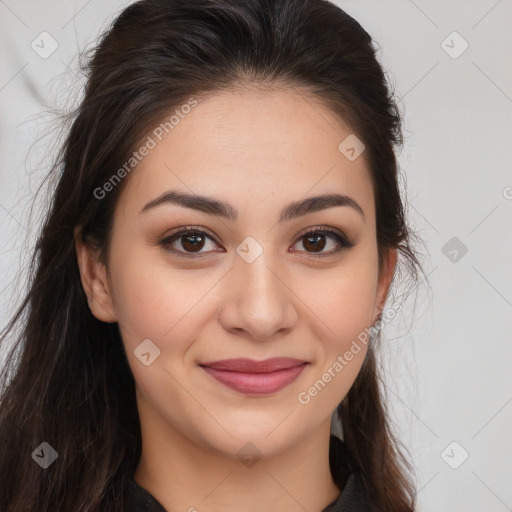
[74,226,117,323]
[373,247,398,324]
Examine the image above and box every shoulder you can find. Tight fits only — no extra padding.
[122,476,167,512]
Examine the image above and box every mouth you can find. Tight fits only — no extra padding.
[199,358,309,395]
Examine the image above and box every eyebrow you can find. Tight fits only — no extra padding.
[140,190,365,223]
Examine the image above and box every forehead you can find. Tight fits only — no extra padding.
[118,87,375,223]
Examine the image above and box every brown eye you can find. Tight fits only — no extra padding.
[159,227,220,258]
[158,225,355,260]
[180,232,206,252]
[291,228,355,258]
[302,232,327,252]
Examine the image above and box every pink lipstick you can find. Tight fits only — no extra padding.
[199,357,308,395]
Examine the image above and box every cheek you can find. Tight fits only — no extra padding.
[293,253,378,391]
[109,257,201,407]
[108,248,187,351]
[108,247,221,364]
[293,279,374,410]
[329,278,376,343]
[298,257,378,342]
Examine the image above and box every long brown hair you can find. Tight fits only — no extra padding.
[0,0,425,510]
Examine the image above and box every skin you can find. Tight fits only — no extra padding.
[76,85,397,512]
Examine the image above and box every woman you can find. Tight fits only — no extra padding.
[0,0,425,510]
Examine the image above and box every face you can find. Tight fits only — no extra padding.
[77,86,396,459]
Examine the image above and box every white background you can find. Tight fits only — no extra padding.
[1,1,511,510]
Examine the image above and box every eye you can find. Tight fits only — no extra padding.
[158,225,355,259]
[290,227,355,258]
[159,226,221,258]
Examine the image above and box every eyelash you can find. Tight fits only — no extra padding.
[158,225,355,259]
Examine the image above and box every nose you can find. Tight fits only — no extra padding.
[217,251,298,341]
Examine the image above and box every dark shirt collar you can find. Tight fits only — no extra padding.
[123,436,370,512]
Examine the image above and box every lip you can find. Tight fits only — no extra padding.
[199,358,309,395]
[200,357,307,372]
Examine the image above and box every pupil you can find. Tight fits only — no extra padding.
[305,234,325,252]
[183,233,204,252]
